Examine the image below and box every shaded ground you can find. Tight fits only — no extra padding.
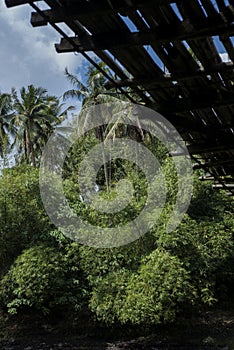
[1,305,234,350]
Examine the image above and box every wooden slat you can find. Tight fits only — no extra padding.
[27,0,175,17]
[188,143,234,155]
[158,93,234,114]
[219,36,234,62]
[194,159,234,170]
[5,0,37,7]
[54,23,234,53]
[104,63,234,88]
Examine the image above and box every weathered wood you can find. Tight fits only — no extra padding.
[5,0,40,7]
[104,63,234,89]
[54,24,234,52]
[31,11,47,27]
[194,159,234,170]
[188,144,234,155]
[219,36,234,62]
[28,0,175,23]
[159,94,234,114]
[213,183,234,188]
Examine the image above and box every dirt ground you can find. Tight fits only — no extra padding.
[1,305,234,350]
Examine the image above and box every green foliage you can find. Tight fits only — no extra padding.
[156,214,234,305]
[0,93,13,158]
[0,85,71,168]
[0,165,52,274]
[0,244,85,315]
[87,209,234,325]
[0,64,233,331]
[120,249,195,324]
[79,232,155,286]
[188,175,233,220]
[57,94,234,326]
[89,268,131,324]
[90,250,194,325]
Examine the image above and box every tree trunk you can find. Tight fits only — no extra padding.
[25,126,35,166]
[98,125,109,192]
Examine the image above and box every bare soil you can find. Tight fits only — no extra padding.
[1,305,234,350]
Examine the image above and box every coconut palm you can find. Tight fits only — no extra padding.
[11,85,70,167]
[63,61,116,105]
[63,61,146,190]
[0,93,13,158]
[63,62,121,190]
[33,97,74,158]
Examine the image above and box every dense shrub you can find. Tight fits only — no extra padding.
[90,250,194,325]
[0,166,52,273]
[0,244,85,315]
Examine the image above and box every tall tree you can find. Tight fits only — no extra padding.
[11,85,69,167]
[63,61,115,106]
[64,62,120,190]
[63,61,145,190]
[0,93,13,159]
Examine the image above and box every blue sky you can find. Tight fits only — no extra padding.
[0,2,85,102]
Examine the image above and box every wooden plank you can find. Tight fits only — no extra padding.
[188,143,234,154]
[5,0,40,7]
[215,0,227,11]
[177,0,207,25]
[29,0,175,25]
[104,63,234,88]
[31,11,47,27]
[199,0,220,19]
[219,36,234,62]
[55,23,234,53]
[158,94,234,114]
[194,159,234,170]
[213,183,234,188]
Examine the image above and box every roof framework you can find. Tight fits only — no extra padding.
[5,0,234,193]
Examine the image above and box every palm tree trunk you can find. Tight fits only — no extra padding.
[23,130,28,163]
[31,146,36,167]
[25,127,32,165]
[98,125,109,192]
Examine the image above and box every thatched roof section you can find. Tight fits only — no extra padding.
[5,0,234,193]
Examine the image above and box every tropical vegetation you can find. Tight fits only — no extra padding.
[0,62,233,334]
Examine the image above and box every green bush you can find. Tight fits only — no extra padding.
[0,244,85,315]
[156,215,234,305]
[90,249,195,325]
[120,249,195,325]
[89,268,131,324]
[0,165,52,273]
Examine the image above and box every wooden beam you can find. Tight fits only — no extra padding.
[194,159,234,170]
[199,176,215,181]
[31,11,47,27]
[212,183,234,188]
[188,143,234,155]
[104,63,234,89]
[30,0,174,26]
[157,94,234,114]
[54,23,234,53]
[5,0,40,7]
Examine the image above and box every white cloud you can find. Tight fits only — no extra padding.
[0,3,84,101]
[220,52,231,63]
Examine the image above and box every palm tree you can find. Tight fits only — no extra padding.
[0,93,13,158]
[63,62,121,190]
[63,61,115,105]
[11,85,69,167]
[33,97,74,158]
[63,61,146,190]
